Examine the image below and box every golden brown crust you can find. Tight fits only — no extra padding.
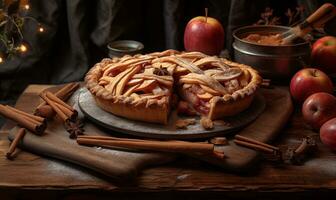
[208,94,255,119]
[94,96,169,124]
[85,50,262,124]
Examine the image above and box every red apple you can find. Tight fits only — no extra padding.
[320,118,336,151]
[311,36,336,74]
[290,68,334,103]
[302,92,336,130]
[184,10,224,55]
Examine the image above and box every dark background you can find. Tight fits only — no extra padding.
[0,0,335,107]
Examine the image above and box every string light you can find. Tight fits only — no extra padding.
[0,1,46,61]
[38,26,44,33]
[19,44,27,52]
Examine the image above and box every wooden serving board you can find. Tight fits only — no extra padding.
[79,88,266,139]
[198,87,293,170]
[7,88,176,180]
[6,85,293,180]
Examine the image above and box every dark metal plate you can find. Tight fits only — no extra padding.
[78,88,266,139]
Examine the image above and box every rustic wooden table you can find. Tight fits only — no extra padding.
[1,84,336,200]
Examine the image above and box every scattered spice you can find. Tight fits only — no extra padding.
[64,119,85,139]
[153,65,169,76]
[234,135,318,165]
[283,136,317,165]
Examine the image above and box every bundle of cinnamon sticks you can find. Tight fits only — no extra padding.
[77,135,225,158]
[0,104,46,134]
[35,83,79,118]
[39,91,78,122]
[3,82,80,159]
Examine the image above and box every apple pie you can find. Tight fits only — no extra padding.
[85,50,262,125]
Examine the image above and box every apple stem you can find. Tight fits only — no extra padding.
[313,69,317,77]
[205,8,208,23]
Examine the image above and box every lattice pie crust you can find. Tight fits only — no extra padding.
[85,50,262,124]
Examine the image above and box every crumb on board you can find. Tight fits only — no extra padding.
[200,117,214,130]
[213,120,231,127]
[209,137,228,145]
[176,118,196,129]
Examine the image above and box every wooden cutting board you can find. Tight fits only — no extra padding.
[7,85,293,180]
[198,87,293,171]
[7,87,176,181]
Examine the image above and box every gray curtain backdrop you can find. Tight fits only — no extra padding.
[0,0,335,101]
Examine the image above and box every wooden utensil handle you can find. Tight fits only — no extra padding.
[301,3,336,29]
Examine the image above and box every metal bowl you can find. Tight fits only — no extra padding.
[107,40,144,58]
[233,25,311,81]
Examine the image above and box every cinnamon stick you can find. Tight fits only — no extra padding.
[235,135,279,151]
[78,135,202,144]
[54,102,77,121]
[6,128,26,159]
[35,105,54,118]
[45,91,75,112]
[56,82,80,100]
[77,136,215,154]
[233,139,275,153]
[35,82,79,118]
[0,105,45,134]
[39,94,68,122]
[6,105,46,124]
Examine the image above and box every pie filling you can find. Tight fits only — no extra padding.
[177,65,249,117]
[179,85,211,115]
[85,50,262,126]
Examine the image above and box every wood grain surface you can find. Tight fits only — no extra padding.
[1,84,336,199]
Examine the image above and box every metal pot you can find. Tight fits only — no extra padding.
[107,40,144,58]
[233,25,311,81]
